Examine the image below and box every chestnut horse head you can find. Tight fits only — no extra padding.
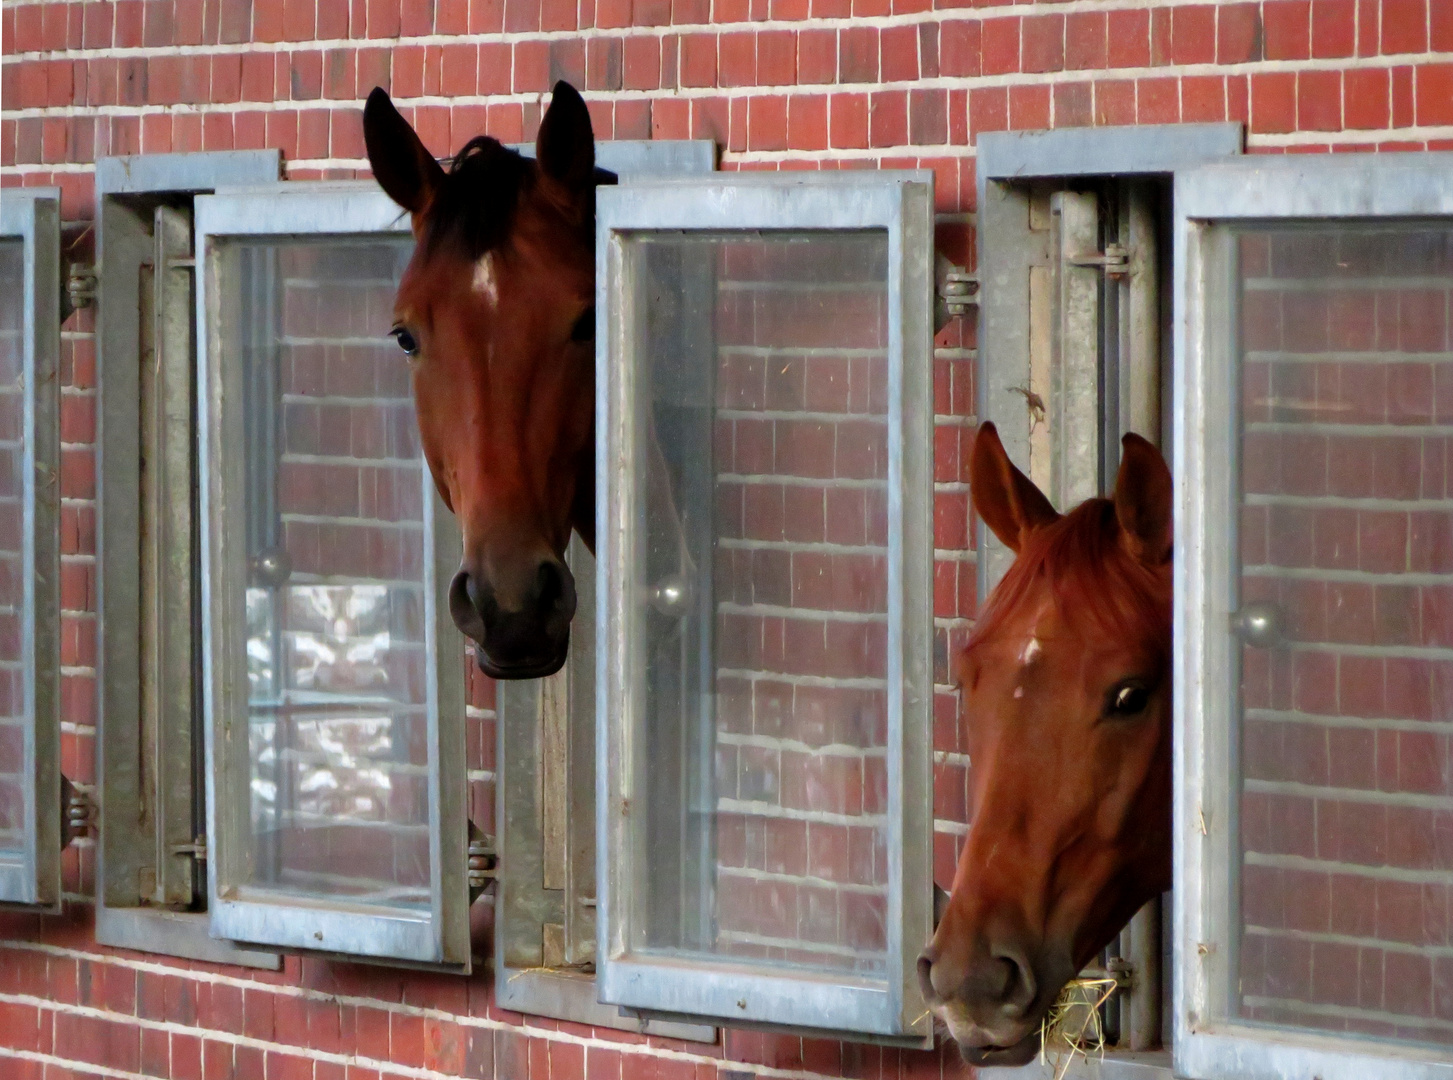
[918,422,1173,1066]
[363,82,609,679]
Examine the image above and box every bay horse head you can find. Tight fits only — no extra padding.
[363,82,609,679]
[919,422,1173,1066]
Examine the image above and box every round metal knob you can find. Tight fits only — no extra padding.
[649,574,692,617]
[1234,602,1282,647]
[252,546,293,588]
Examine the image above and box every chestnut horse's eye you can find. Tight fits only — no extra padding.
[1107,682,1151,717]
[391,327,419,356]
[570,306,595,343]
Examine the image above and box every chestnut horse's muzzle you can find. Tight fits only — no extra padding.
[449,559,575,679]
[917,927,1072,1067]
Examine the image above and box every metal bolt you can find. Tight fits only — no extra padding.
[649,574,692,617]
[251,546,293,588]
[1233,602,1283,648]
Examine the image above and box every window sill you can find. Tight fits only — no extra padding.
[979,1049,1174,1080]
[95,905,281,970]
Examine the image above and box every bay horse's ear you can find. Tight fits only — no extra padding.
[970,422,1059,553]
[363,87,446,216]
[1114,433,1173,567]
[535,81,596,197]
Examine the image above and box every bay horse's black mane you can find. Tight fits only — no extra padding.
[422,135,617,259]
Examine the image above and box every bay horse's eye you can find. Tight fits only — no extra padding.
[391,327,419,356]
[570,306,595,343]
[1107,682,1150,717]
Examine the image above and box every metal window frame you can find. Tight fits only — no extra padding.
[0,188,61,911]
[94,150,283,968]
[595,172,935,1040]
[1173,154,1453,1080]
[974,124,1242,1067]
[493,139,715,1039]
[194,183,469,969]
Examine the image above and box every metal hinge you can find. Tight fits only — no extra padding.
[467,821,498,903]
[1106,956,1136,991]
[1065,242,1131,278]
[935,255,980,329]
[60,775,94,846]
[66,263,97,310]
[170,837,207,861]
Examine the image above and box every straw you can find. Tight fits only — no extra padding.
[1036,976,1119,1080]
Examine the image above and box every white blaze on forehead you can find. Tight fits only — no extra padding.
[471,252,498,303]
[1018,636,1041,666]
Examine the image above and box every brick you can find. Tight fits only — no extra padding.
[1311,0,1355,56]
[1416,64,1453,127]
[880,24,917,82]
[1264,0,1311,59]
[939,19,979,78]
[1021,14,1063,73]
[1095,80,1136,127]
[980,16,1019,76]
[1064,12,1106,70]
[1107,8,1150,68]
[1172,5,1217,64]
[1252,71,1298,133]
[1298,69,1342,130]
[1138,77,1179,125]
[829,92,867,149]
[1382,0,1428,54]
[840,26,877,82]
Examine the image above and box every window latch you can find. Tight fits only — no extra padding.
[1065,243,1131,278]
[169,838,207,862]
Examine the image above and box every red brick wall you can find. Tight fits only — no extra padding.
[2,0,1452,1077]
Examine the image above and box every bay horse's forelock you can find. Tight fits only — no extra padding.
[919,422,1173,1067]
[364,82,609,681]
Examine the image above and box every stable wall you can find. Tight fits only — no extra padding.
[3,1,1453,1077]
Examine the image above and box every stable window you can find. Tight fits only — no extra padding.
[1176,155,1453,1080]
[95,150,284,967]
[195,183,472,967]
[974,125,1241,1068]
[0,188,61,910]
[190,141,717,976]
[594,173,935,1040]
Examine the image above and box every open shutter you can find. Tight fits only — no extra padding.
[1176,155,1453,1079]
[194,185,470,967]
[0,189,62,909]
[594,173,934,1040]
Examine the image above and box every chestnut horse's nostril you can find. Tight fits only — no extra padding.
[449,569,486,642]
[991,947,1037,1017]
[916,954,938,1004]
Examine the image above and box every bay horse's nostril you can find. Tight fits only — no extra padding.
[449,569,487,641]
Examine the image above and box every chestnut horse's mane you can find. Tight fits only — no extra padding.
[967,498,1171,662]
[420,136,619,259]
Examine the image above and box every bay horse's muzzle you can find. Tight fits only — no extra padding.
[449,559,575,679]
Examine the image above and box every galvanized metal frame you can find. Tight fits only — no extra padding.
[1173,154,1453,1080]
[94,150,282,967]
[975,124,1243,1063]
[194,183,469,968]
[493,139,714,1036]
[0,188,62,910]
[595,173,935,1038]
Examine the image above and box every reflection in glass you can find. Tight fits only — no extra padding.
[225,239,431,909]
[1236,226,1453,1049]
[0,240,25,872]
[629,232,892,979]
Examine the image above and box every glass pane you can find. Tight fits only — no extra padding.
[222,238,429,910]
[0,238,28,879]
[628,231,891,980]
[1237,225,1453,1050]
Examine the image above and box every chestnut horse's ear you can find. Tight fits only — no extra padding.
[970,422,1059,553]
[535,81,596,197]
[1114,433,1173,567]
[363,87,446,216]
